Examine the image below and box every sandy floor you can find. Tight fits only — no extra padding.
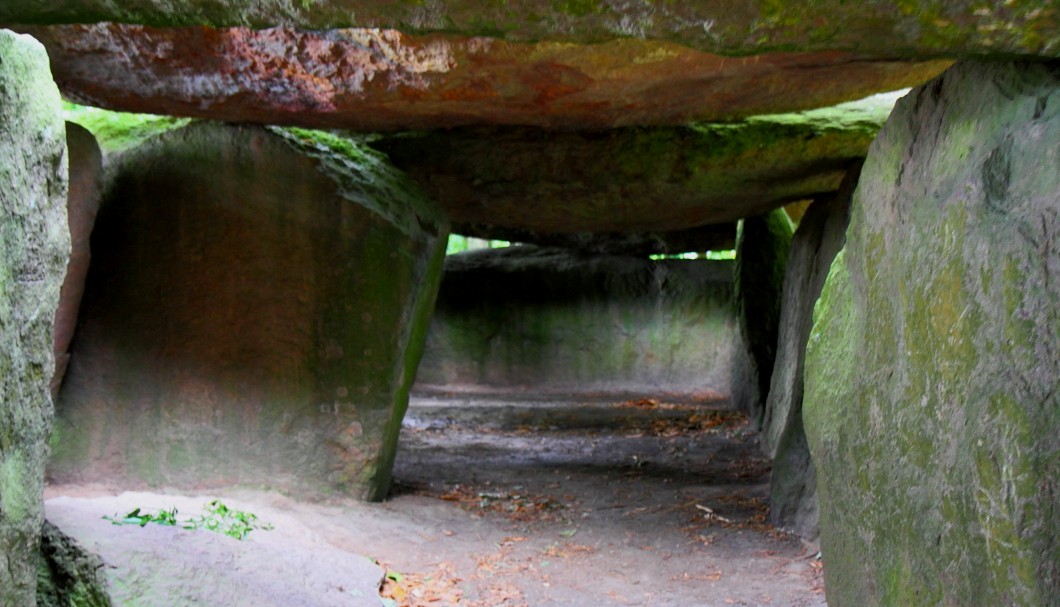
[46,396,826,607]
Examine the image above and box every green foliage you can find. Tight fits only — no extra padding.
[648,250,736,260]
[445,234,512,255]
[103,500,273,540]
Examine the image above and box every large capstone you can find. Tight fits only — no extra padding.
[415,246,735,401]
[761,163,860,540]
[805,61,1059,605]
[50,122,447,501]
[372,94,900,236]
[19,24,950,132]
[2,2,1055,58]
[0,29,69,607]
[731,209,793,426]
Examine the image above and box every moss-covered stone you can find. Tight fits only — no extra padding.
[61,103,188,155]
[804,60,1059,605]
[372,95,898,236]
[0,29,69,607]
[1,1,1055,58]
[36,522,112,607]
[731,209,793,426]
[761,163,859,540]
[416,246,735,400]
[50,121,447,500]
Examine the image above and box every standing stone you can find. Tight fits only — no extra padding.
[416,246,735,401]
[762,163,860,540]
[51,123,447,501]
[731,208,793,426]
[0,30,69,607]
[805,61,1059,605]
[50,123,103,400]
[36,522,112,607]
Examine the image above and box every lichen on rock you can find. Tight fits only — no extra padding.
[0,28,70,607]
[371,95,900,236]
[761,161,860,540]
[62,102,189,154]
[804,60,1059,605]
[36,521,112,607]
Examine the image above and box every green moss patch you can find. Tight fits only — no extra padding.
[62,102,189,153]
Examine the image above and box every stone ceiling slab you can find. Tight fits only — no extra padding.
[3,1,1056,58]
[22,24,952,131]
[368,92,901,233]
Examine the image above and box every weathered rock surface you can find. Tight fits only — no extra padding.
[51,123,103,400]
[37,521,112,607]
[19,24,951,131]
[731,209,793,426]
[373,93,900,234]
[51,122,447,501]
[0,30,69,607]
[415,246,734,401]
[805,61,1059,605]
[761,163,859,541]
[3,1,1056,58]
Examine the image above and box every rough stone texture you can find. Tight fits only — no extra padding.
[0,30,69,607]
[36,521,112,607]
[804,61,1059,605]
[51,123,103,401]
[373,92,900,235]
[18,24,952,132]
[415,246,734,402]
[50,122,447,501]
[731,209,793,427]
[761,163,859,541]
[2,1,1056,58]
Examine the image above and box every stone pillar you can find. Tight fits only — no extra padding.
[731,208,793,425]
[805,61,1059,605]
[51,123,448,501]
[50,123,103,400]
[0,30,69,607]
[761,163,860,540]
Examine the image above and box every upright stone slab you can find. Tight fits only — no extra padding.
[805,61,1059,605]
[416,246,735,401]
[731,208,792,425]
[762,163,859,540]
[51,123,447,501]
[0,30,69,607]
[50,123,103,400]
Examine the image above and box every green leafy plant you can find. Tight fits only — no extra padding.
[103,500,273,540]
[103,506,179,528]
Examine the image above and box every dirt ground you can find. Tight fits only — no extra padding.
[46,396,826,607]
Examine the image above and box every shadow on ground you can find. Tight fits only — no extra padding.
[46,396,826,606]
